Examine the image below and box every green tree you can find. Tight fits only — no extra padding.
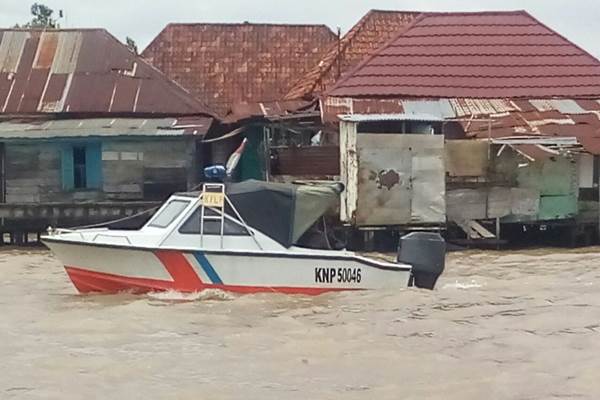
[126,37,138,54]
[17,3,59,28]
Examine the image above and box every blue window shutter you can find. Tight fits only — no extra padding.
[61,145,74,191]
[85,143,103,189]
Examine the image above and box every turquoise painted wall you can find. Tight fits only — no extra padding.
[60,142,103,190]
[516,156,578,220]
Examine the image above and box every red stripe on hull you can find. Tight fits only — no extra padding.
[66,266,176,294]
[154,250,204,291]
[64,266,355,296]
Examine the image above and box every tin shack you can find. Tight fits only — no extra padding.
[141,22,337,181]
[0,29,215,240]
[321,10,600,246]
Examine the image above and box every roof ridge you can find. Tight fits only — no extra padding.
[367,9,424,14]
[317,9,384,76]
[359,10,529,17]
[421,10,529,17]
[142,22,337,56]
[366,63,599,66]
[285,14,373,99]
[520,11,600,65]
[325,10,600,97]
[141,24,170,56]
[349,73,600,77]
[285,9,421,99]
[328,13,428,94]
[387,43,573,46]
[0,27,106,32]
[340,83,600,88]
[162,21,335,30]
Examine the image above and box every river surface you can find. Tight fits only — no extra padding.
[0,248,599,399]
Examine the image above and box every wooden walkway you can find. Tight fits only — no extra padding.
[0,201,160,245]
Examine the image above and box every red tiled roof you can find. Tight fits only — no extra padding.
[142,23,336,115]
[0,29,212,116]
[329,11,600,99]
[285,10,419,100]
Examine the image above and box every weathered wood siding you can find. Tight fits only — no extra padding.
[4,137,197,203]
[102,139,195,200]
[271,146,340,176]
[5,143,64,203]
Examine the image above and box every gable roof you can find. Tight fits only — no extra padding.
[142,22,336,115]
[285,10,420,100]
[0,29,212,116]
[329,11,600,99]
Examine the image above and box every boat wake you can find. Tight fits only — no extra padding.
[146,288,236,302]
[442,280,483,290]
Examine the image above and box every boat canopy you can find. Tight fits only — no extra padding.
[226,180,342,248]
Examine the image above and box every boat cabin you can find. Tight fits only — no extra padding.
[53,180,343,253]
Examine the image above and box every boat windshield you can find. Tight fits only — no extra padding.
[178,208,249,235]
[148,199,190,228]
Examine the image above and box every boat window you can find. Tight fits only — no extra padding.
[179,208,249,235]
[148,200,190,228]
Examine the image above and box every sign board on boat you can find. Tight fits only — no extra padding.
[202,192,225,207]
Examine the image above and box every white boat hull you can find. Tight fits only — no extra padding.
[44,240,412,295]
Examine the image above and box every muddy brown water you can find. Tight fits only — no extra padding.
[0,248,599,399]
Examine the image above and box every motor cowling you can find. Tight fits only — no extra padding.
[397,232,446,290]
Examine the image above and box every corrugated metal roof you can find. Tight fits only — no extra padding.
[529,99,587,114]
[0,29,213,116]
[329,11,600,99]
[0,116,212,139]
[509,144,559,161]
[338,113,443,122]
[323,96,600,154]
[401,99,456,119]
[142,23,336,116]
[323,97,518,122]
[322,96,405,121]
[459,100,600,154]
[491,136,579,146]
[226,99,316,122]
[285,10,419,100]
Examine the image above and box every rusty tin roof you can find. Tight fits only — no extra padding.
[0,29,213,116]
[329,11,600,99]
[0,116,213,139]
[323,96,600,154]
[285,10,420,100]
[141,22,336,116]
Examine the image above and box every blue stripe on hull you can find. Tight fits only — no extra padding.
[193,252,223,284]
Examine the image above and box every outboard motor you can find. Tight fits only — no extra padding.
[397,232,446,290]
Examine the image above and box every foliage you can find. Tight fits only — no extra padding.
[126,37,138,54]
[16,3,59,28]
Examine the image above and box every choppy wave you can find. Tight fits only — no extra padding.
[442,280,484,289]
[2,248,600,399]
[146,288,236,302]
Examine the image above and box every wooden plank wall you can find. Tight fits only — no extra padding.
[102,138,196,200]
[5,143,64,203]
[272,146,339,176]
[4,138,197,203]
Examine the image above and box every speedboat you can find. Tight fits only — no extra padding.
[42,180,445,295]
